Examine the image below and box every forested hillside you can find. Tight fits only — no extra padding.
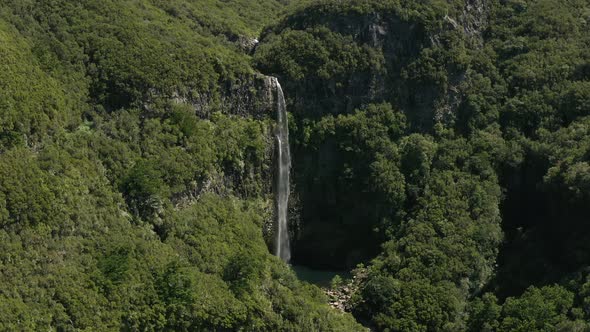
[1,0,589,331]
[0,0,363,330]
[255,0,590,330]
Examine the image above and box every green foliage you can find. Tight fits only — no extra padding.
[468,293,502,332]
[0,0,365,330]
[0,149,61,229]
[255,0,590,330]
[255,0,472,128]
[1,0,589,330]
[121,161,168,221]
[292,103,407,268]
[0,23,71,149]
[499,286,574,332]
[0,0,283,113]
[351,139,503,329]
[469,286,586,332]
[253,0,590,329]
[255,26,382,83]
[331,275,344,289]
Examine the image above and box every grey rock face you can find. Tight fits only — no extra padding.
[171,73,279,119]
[266,8,487,130]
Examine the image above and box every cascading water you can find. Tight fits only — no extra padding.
[271,77,291,262]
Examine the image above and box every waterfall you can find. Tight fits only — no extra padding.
[271,77,291,262]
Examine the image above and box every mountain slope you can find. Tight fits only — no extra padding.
[0,1,364,330]
[254,0,590,330]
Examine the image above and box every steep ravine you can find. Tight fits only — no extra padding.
[256,2,492,271]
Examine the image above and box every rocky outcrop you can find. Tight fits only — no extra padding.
[325,267,367,312]
[171,73,281,119]
[460,0,490,42]
[236,36,259,54]
[326,285,354,312]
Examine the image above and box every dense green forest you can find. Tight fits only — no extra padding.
[0,0,589,331]
[0,0,362,330]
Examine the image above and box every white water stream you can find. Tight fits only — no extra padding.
[270,77,291,262]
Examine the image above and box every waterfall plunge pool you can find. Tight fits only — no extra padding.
[291,265,352,287]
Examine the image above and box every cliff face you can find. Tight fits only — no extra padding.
[257,0,491,129]
[171,73,281,119]
[255,0,493,270]
[460,0,490,40]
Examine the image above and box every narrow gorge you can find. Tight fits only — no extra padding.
[1,0,590,331]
